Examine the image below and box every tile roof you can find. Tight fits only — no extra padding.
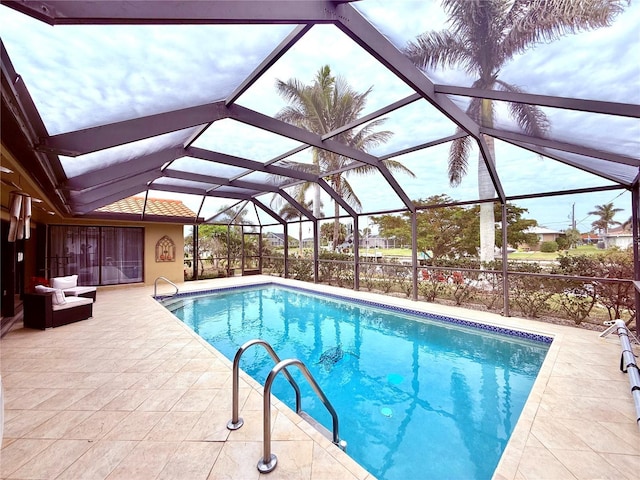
[96,196,196,218]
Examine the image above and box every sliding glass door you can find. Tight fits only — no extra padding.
[48,226,143,285]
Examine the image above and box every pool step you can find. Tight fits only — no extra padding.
[160,298,184,312]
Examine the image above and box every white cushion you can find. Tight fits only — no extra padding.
[52,295,92,311]
[35,285,66,305]
[63,286,96,296]
[51,275,78,290]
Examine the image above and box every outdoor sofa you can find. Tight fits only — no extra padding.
[24,286,94,329]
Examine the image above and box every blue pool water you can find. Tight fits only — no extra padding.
[164,284,550,480]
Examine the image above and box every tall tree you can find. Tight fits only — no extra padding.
[588,202,623,234]
[373,196,540,259]
[275,65,414,250]
[404,0,625,264]
[278,197,313,257]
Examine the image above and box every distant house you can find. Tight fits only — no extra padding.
[360,235,391,249]
[264,232,297,248]
[581,232,599,245]
[301,237,315,249]
[603,226,633,249]
[522,226,564,251]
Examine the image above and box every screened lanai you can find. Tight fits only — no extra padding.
[1,1,639,316]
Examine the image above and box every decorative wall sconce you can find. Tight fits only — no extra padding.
[8,191,31,242]
[155,235,176,262]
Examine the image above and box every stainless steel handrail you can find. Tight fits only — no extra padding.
[153,276,178,298]
[226,339,302,431]
[258,358,346,474]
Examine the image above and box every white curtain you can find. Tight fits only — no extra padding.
[49,226,143,285]
[7,192,31,242]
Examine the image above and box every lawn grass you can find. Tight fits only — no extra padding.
[508,244,603,261]
[360,244,608,262]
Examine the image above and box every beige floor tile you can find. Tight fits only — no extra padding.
[311,443,359,480]
[599,420,640,448]
[102,410,166,440]
[516,445,575,479]
[546,375,630,400]
[159,370,202,388]
[207,441,262,480]
[101,388,154,411]
[537,394,634,423]
[10,439,94,479]
[186,407,235,442]
[104,441,178,480]
[191,371,231,389]
[170,387,217,411]
[124,358,167,373]
[2,409,57,438]
[33,388,95,410]
[550,449,626,479]
[68,386,125,410]
[556,417,638,455]
[4,388,59,410]
[156,441,223,480]
[323,443,372,480]
[265,439,313,480]
[145,410,203,441]
[98,372,147,390]
[272,410,314,441]
[55,440,137,480]
[243,387,266,411]
[63,410,130,440]
[599,452,640,480]
[26,409,94,439]
[0,438,55,478]
[179,357,215,372]
[129,371,176,389]
[136,388,187,411]
[530,417,590,451]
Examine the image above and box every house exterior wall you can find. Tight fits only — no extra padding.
[539,233,559,243]
[144,224,185,285]
[3,217,186,289]
[604,234,633,250]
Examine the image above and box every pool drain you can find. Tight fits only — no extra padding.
[387,373,404,385]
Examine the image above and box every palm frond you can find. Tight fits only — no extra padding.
[496,80,549,136]
[501,0,626,59]
[448,132,473,187]
[380,159,416,178]
[327,174,362,212]
[404,30,472,73]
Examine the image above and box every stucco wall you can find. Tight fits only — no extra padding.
[144,224,185,285]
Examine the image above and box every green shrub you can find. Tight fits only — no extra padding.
[540,241,558,252]
[289,258,313,282]
[508,262,557,318]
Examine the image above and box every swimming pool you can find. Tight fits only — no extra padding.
[162,284,550,480]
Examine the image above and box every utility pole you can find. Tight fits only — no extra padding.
[571,203,576,230]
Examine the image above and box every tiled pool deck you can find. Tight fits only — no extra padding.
[1,276,639,479]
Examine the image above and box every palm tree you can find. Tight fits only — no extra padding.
[278,196,313,257]
[588,202,623,235]
[275,65,414,249]
[404,0,626,264]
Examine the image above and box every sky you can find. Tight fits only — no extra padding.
[1,1,638,233]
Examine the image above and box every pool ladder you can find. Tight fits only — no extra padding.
[153,276,178,299]
[227,339,346,474]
